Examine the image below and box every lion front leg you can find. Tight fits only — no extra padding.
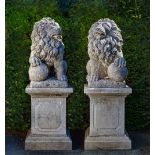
[86,59,100,83]
[29,56,42,67]
[54,59,67,81]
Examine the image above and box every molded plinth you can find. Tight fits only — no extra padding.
[25,130,72,150]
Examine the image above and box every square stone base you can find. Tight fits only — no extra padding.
[25,130,72,150]
[84,128,131,150]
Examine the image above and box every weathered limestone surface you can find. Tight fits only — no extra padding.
[25,130,72,150]
[85,129,131,150]
[30,78,68,88]
[25,86,73,150]
[28,17,68,82]
[86,18,128,87]
[88,79,126,88]
[25,17,73,150]
[84,85,132,150]
[84,18,132,150]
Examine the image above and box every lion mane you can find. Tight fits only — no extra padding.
[86,18,127,84]
[29,17,67,82]
[88,18,123,66]
[30,17,64,66]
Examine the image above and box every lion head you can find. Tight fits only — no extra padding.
[88,18,123,66]
[30,17,64,65]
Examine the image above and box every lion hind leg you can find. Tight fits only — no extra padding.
[54,60,67,81]
[86,59,100,83]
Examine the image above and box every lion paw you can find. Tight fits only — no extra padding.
[90,74,99,82]
[57,75,67,81]
[29,56,41,67]
[114,57,126,68]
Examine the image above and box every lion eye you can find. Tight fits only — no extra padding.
[95,31,100,34]
[100,34,105,39]
[101,33,105,36]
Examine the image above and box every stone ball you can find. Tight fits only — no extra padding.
[107,63,128,82]
[29,63,49,81]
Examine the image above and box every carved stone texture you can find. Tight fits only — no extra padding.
[89,79,126,88]
[84,85,132,150]
[86,18,128,88]
[28,17,67,87]
[25,86,73,150]
[30,78,68,88]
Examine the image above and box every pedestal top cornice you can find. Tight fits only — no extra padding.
[25,85,73,96]
[84,85,132,96]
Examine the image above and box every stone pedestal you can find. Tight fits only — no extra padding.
[84,85,132,150]
[25,85,73,150]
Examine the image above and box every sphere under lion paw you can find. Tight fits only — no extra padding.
[108,63,128,82]
[29,63,49,81]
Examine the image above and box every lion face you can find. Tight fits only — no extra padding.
[93,25,106,40]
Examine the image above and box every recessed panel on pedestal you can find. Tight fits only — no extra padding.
[31,97,66,135]
[94,103,119,129]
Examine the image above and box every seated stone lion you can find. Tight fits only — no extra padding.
[29,17,67,82]
[86,18,128,87]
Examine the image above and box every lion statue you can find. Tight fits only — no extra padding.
[28,17,67,82]
[86,18,128,86]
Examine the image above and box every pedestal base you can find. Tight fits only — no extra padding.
[84,85,132,150]
[25,86,73,150]
[25,130,72,150]
[84,128,131,150]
